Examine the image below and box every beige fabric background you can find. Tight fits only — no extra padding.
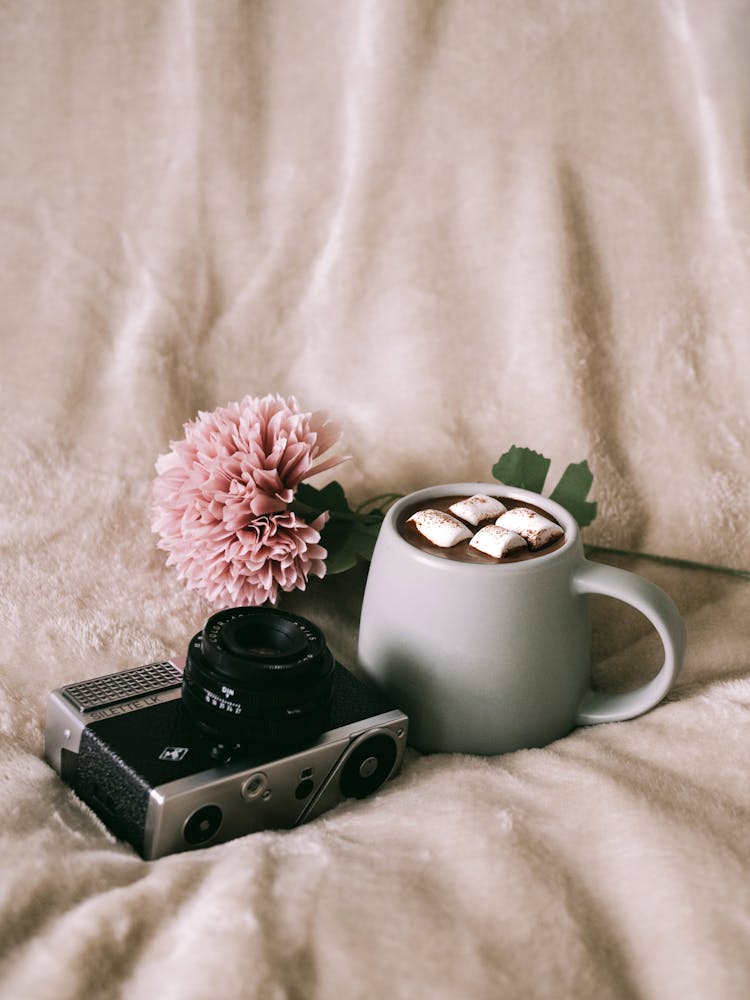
[1,2,749,998]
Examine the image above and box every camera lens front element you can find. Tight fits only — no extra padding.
[212,613,310,673]
[182,608,335,745]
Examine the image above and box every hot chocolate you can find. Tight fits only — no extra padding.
[398,494,566,564]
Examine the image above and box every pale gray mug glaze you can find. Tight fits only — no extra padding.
[358,483,686,755]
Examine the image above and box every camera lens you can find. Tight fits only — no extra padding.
[212,613,310,672]
[182,608,335,745]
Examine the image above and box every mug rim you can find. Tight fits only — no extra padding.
[386,482,580,570]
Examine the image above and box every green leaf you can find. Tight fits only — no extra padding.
[319,515,383,574]
[549,460,597,528]
[492,446,551,493]
[295,480,350,514]
[491,446,597,528]
[292,480,385,574]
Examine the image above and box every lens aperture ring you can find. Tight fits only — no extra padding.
[182,673,334,744]
[183,649,334,716]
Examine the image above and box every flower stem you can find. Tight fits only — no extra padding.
[355,493,402,515]
[585,544,750,581]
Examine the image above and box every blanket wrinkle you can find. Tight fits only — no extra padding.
[666,0,738,239]
[512,827,646,1000]
[251,845,328,999]
[493,767,748,999]
[0,843,146,959]
[557,741,750,861]
[1,862,200,1000]
[677,666,750,701]
[557,161,648,550]
[2,1,750,997]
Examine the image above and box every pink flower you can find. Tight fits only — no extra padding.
[151,394,346,607]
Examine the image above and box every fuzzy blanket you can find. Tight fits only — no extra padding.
[2,2,749,998]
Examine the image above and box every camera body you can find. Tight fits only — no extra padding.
[45,610,408,860]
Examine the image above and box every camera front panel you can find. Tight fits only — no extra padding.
[145,710,407,859]
[145,731,352,857]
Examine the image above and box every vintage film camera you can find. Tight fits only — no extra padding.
[45,608,408,859]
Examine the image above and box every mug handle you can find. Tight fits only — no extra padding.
[571,560,687,725]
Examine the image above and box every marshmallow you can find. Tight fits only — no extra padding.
[469,525,528,559]
[495,507,564,550]
[449,494,507,526]
[407,509,473,548]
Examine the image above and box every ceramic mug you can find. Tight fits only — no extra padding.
[357,483,686,755]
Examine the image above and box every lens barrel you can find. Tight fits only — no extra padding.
[182,608,335,744]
